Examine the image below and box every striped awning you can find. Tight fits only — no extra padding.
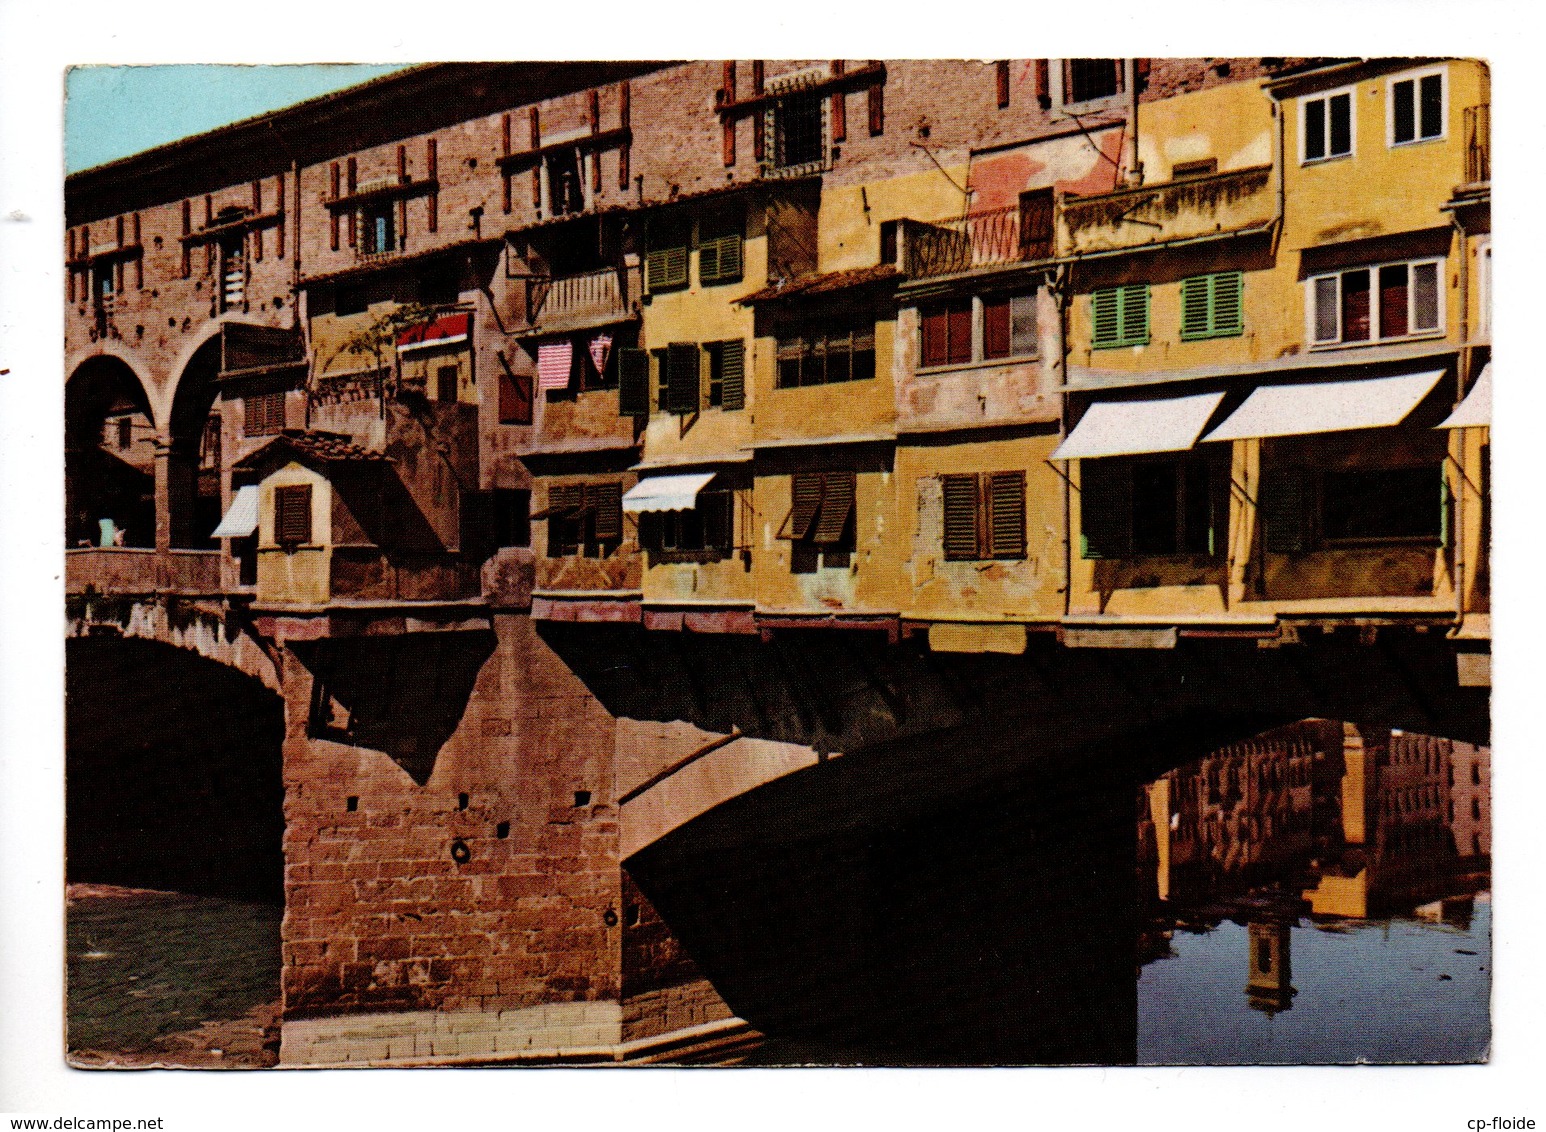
[211,485,260,538]
[537,341,574,391]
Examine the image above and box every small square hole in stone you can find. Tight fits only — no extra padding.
[458,792,469,811]
[346,796,358,812]
[496,821,511,839]
[573,790,591,807]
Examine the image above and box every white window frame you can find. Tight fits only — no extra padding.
[1386,65,1448,149]
[1299,85,1358,165]
[1476,237,1491,341]
[1304,256,1446,348]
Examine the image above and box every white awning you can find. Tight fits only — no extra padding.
[211,485,260,538]
[621,471,717,513]
[1203,370,1446,442]
[1051,391,1226,460]
[1439,364,1491,429]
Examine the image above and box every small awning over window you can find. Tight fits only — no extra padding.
[211,485,260,538]
[1051,391,1225,460]
[396,312,470,353]
[1203,370,1445,442]
[622,472,717,514]
[1438,364,1491,429]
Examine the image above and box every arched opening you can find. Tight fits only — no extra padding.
[66,355,156,548]
[167,335,225,549]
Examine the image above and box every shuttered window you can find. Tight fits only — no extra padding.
[982,295,1038,359]
[1081,456,1217,559]
[499,366,533,425]
[1180,272,1244,340]
[274,484,313,547]
[706,339,745,410]
[1261,464,1310,553]
[1018,188,1054,259]
[588,481,623,541]
[811,471,855,544]
[1079,460,1132,559]
[921,300,972,366]
[665,342,701,414]
[698,209,745,285]
[781,471,856,544]
[244,391,286,437]
[617,347,650,416]
[1091,285,1149,349]
[542,482,623,558]
[941,471,1027,560]
[785,472,824,540]
[1309,260,1442,345]
[775,322,877,387]
[645,215,689,292]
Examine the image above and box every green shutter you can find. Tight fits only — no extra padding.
[719,339,745,410]
[987,470,1027,559]
[666,342,700,414]
[1092,288,1121,348]
[1079,459,1132,559]
[941,474,981,561]
[700,234,744,284]
[617,347,650,416]
[1120,284,1150,346]
[1261,463,1311,554]
[647,245,688,291]
[588,481,623,541]
[1212,271,1244,335]
[1180,275,1212,339]
[1439,467,1452,550]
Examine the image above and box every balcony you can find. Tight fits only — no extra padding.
[1061,164,1276,258]
[900,205,1048,279]
[66,547,223,595]
[520,263,640,335]
[1464,104,1490,186]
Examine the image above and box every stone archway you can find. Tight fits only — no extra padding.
[66,355,158,549]
[165,334,225,549]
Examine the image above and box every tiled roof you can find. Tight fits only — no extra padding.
[740,264,901,304]
[234,430,389,470]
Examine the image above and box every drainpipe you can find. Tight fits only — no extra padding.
[1451,207,1470,625]
[1055,262,1073,619]
[1124,59,1144,188]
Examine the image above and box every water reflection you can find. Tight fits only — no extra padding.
[1137,721,1491,1063]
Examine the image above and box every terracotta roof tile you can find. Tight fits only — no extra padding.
[234,430,388,470]
[740,263,901,305]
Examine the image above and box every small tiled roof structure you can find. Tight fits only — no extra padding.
[233,429,391,472]
[740,264,901,305]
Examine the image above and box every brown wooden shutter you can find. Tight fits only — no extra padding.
[546,484,583,518]
[133,213,143,288]
[941,473,981,560]
[752,63,766,162]
[947,301,973,365]
[500,367,533,425]
[426,139,439,233]
[589,481,623,540]
[619,81,632,189]
[275,484,313,546]
[812,471,855,544]
[721,62,738,166]
[983,297,1012,359]
[530,107,542,209]
[921,307,948,367]
[996,61,1011,108]
[1035,60,1051,108]
[987,470,1027,558]
[867,83,884,136]
[1019,188,1054,259]
[785,472,823,539]
[831,61,847,142]
[719,339,746,410]
[276,176,287,257]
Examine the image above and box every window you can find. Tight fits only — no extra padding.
[705,340,746,409]
[1065,59,1122,104]
[698,208,745,286]
[493,487,531,548]
[1080,456,1219,558]
[544,481,622,558]
[921,300,973,367]
[776,321,876,387]
[617,347,650,417]
[116,417,132,450]
[436,365,459,403]
[1091,285,1150,349]
[1302,88,1354,162]
[941,471,1026,561]
[781,471,856,572]
[245,391,286,437]
[640,492,734,561]
[655,343,702,414]
[361,204,396,255]
[1018,188,1055,259]
[773,91,825,170]
[645,214,689,292]
[1261,461,1447,550]
[984,295,1038,359]
[547,149,585,217]
[218,235,245,312]
[273,484,313,547]
[1308,260,1442,345]
[1390,69,1445,146]
[1180,272,1244,340]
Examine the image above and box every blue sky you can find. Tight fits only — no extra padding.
[65,64,411,173]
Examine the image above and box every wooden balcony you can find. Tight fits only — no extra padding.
[520,263,640,336]
[1061,165,1276,257]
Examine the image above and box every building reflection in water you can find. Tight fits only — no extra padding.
[1137,720,1490,1061]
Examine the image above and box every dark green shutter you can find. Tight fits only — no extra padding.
[1079,459,1132,559]
[719,339,746,410]
[786,473,824,539]
[812,472,855,544]
[941,474,981,561]
[617,347,650,416]
[1261,464,1311,554]
[987,470,1027,559]
[589,481,623,541]
[1439,467,1452,549]
[1212,271,1243,335]
[1120,284,1149,345]
[700,233,743,284]
[1181,276,1212,339]
[666,342,700,414]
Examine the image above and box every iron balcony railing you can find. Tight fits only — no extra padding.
[901,205,1051,278]
[1464,104,1490,185]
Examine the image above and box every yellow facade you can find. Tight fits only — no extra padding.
[255,461,332,605]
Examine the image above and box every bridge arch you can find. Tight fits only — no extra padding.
[165,333,226,548]
[66,593,281,692]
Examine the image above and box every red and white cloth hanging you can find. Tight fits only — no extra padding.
[537,341,574,391]
[588,333,613,377]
